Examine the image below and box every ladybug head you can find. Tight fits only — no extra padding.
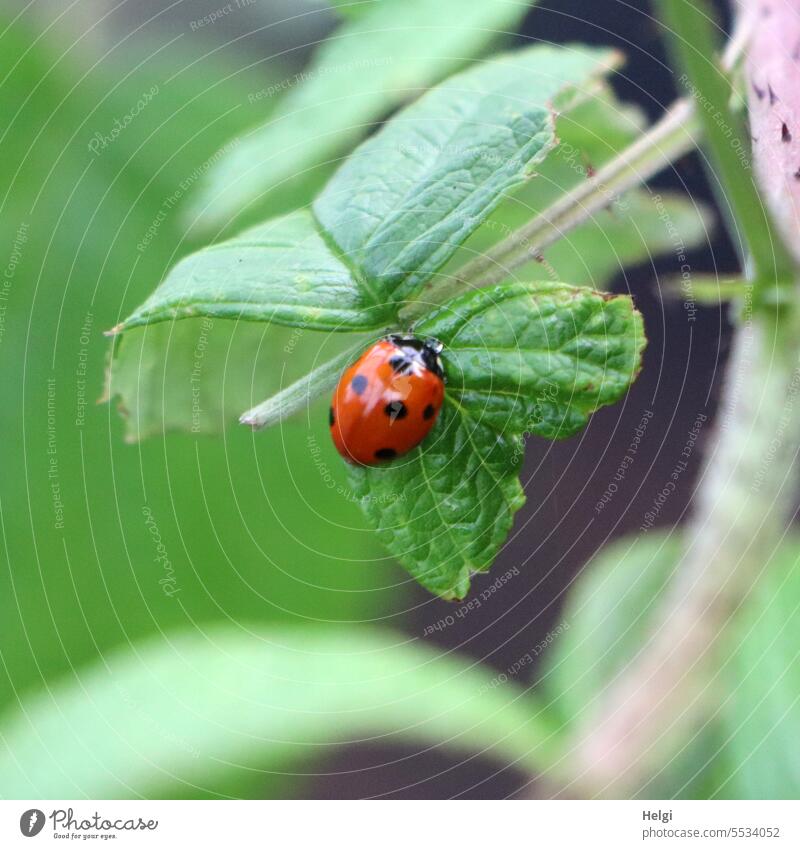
[386,334,445,380]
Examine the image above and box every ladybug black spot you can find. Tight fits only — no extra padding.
[329,407,335,427]
[423,404,436,420]
[351,374,368,395]
[375,448,397,460]
[384,400,408,420]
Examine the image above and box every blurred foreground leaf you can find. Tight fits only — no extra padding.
[0,626,559,799]
[720,539,800,799]
[542,533,729,798]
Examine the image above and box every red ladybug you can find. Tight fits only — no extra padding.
[330,335,445,465]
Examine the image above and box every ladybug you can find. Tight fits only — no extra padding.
[330,335,445,465]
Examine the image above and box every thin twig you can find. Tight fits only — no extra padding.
[401,98,700,321]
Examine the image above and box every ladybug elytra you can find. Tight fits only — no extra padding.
[329,335,445,465]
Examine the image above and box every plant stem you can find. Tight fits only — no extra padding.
[240,343,364,429]
[561,3,800,796]
[400,98,700,322]
[567,306,800,796]
[659,0,794,286]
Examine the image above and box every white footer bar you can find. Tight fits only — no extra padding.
[3,799,798,847]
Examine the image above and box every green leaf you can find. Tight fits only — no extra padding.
[719,539,800,799]
[348,400,525,599]
[0,625,560,798]
[105,318,368,442]
[350,281,644,599]
[314,45,621,305]
[417,281,646,440]
[114,209,392,334]
[542,533,728,798]
[193,0,535,229]
[105,319,258,442]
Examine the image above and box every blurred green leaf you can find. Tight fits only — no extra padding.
[114,210,393,334]
[106,318,370,441]
[0,15,395,732]
[315,45,620,306]
[193,0,536,229]
[324,0,380,17]
[719,539,800,799]
[542,533,729,798]
[0,625,560,798]
[348,281,644,599]
[543,533,683,724]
